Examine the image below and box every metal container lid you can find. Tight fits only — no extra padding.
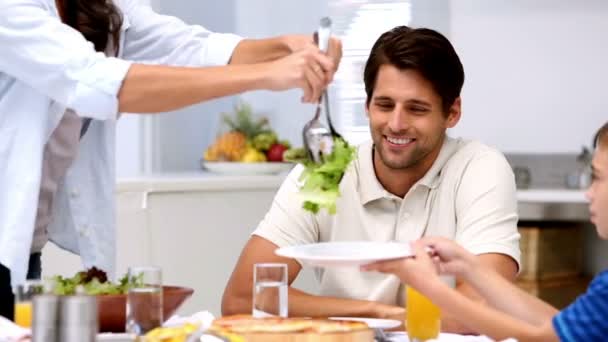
[59,294,98,326]
[32,294,60,324]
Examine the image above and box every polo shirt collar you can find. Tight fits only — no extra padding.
[357,136,458,205]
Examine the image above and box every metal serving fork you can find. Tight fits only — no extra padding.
[302,17,341,163]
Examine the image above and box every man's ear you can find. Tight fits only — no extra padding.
[446,97,462,128]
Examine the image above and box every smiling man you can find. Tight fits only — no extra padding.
[222,26,520,333]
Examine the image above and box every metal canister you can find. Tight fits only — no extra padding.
[32,294,59,342]
[58,294,98,342]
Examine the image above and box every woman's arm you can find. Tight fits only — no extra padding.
[1,1,336,118]
[120,2,341,69]
[117,47,333,113]
[229,35,342,70]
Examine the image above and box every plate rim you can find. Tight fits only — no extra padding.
[201,160,294,174]
[328,316,402,330]
[275,241,412,263]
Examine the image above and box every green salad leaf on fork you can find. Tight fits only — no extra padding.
[284,138,356,215]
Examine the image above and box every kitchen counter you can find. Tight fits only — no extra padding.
[117,172,590,221]
[517,189,587,203]
[517,189,589,221]
[117,172,286,193]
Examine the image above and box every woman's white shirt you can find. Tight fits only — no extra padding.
[0,0,242,286]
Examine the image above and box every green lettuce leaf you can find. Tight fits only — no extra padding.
[293,138,356,215]
[50,268,144,295]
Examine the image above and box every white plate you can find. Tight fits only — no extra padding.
[97,333,136,341]
[383,332,503,341]
[201,161,294,175]
[275,241,412,267]
[329,317,402,330]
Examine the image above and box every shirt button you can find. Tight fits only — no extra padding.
[70,189,80,198]
[79,225,89,236]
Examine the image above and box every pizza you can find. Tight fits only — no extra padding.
[210,314,370,335]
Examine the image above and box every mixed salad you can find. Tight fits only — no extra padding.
[51,267,143,295]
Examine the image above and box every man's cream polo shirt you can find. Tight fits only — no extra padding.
[253,136,521,306]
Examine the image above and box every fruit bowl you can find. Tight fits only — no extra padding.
[98,286,193,332]
[201,160,294,175]
[203,102,293,166]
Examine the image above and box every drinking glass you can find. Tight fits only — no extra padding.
[125,266,163,335]
[252,263,288,318]
[406,276,454,342]
[14,280,45,327]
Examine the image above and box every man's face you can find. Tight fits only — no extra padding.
[367,64,460,170]
[587,146,608,238]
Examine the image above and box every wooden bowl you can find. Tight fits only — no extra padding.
[97,285,194,332]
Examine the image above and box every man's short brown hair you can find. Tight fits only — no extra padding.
[363,26,465,114]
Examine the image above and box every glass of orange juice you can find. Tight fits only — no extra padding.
[14,280,45,327]
[406,286,441,341]
[406,276,454,342]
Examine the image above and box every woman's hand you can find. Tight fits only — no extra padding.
[282,34,342,82]
[262,45,336,103]
[277,34,342,102]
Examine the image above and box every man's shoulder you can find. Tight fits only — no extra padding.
[445,138,510,171]
[438,138,513,189]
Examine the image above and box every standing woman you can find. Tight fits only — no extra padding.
[0,0,341,319]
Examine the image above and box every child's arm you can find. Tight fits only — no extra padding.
[363,239,560,341]
[426,279,559,342]
[462,260,558,325]
[423,237,559,325]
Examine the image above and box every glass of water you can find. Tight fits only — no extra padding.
[126,266,163,335]
[252,263,288,318]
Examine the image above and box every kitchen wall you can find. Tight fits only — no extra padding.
[115,0,608,177]
[115,0,158,178]
[448,0,608,153]
[115,0,238,176]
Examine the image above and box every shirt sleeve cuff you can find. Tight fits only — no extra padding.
[553,312,575,342]
[203,33,244,66]
[252,229,305,267]
[68,57,133,120]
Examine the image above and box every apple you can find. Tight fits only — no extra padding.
[266,143,289,162]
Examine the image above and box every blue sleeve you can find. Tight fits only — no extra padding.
[553,271,608,342]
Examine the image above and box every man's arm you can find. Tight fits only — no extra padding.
[445,148,523,333]
[222,236,405,319]
[442,253,518,333]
